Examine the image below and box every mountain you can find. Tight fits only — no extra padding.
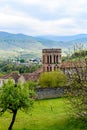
[0,32,45,59]
[0,31,87,59]
[37,34,87,42]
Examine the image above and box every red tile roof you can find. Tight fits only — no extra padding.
[23,68,43,81]
[0,72,21,83]
[61,61,86,69]
[0,68,43,82]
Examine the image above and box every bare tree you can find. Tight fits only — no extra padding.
[66,50,87,122]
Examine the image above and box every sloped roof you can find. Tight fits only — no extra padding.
[23,68,43,81]
[61,61,86,69]
[0,68,43,82]
[0,72,21,83]
[32,67,43,74]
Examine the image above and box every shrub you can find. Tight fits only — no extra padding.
[39,70,68,88]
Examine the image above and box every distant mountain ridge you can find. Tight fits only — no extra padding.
[37,34,87,42]
[0,31,87,59]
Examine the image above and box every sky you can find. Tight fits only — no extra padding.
[0,0,87,36]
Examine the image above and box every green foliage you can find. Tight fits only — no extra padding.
[39,70,68,88]
[28,64,40,73]
[66,51,87,122]
[0,79,35,130]
[0,60,41,74]
[24,81,37,98]
[0,73,4,76]
[20,59,25,63]
[71,50,87,59]
[27,80,38,89]
[67,76,87,121]
[0,79,34,114]
[62,48,87,62]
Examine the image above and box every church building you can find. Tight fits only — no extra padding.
[42,48,62,72]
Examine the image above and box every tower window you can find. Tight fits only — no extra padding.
[50,66,52,71]
[54,55,56,63]
[50,55,52,63]
[47,66,49,72]
[56,55,58,63]
[47,55,49,64]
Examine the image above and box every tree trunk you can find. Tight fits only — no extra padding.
[8,110,17,130]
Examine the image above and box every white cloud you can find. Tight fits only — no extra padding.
[0,0,87,35]
[0,10,76,35]
[21,0,41,5]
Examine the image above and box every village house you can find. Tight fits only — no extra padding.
[0,68,43,87]
[0,48,86,87]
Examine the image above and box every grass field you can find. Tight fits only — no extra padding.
[0,98,87,130]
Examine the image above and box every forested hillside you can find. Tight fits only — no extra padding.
[0,32,87,59]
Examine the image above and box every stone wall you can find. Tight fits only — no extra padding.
[36,87,67,99]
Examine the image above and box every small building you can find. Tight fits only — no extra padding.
[0,68,43,87]
[0,72,21,87]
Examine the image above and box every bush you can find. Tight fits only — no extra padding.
[39,70,68,88]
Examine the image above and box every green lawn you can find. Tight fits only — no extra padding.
[0,98,87,130]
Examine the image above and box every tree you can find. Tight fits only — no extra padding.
[0,79,35,130]
[66,55,87,122]
[39,70,68,88]
[20,59,25,63]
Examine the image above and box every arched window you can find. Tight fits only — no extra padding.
[50,55,52,63]
[47,66,49,72]
[50,66,52,71]
[54,55,55,63]
[47,56,49,64]
[54,66,56,71]
[56,55,58,63]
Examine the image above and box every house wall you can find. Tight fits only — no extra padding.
[0,78,15,87]
[0,79,9,87]
[18,75,25,84]
[0,79,3,87]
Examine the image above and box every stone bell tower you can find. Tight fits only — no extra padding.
[42,48,62,72]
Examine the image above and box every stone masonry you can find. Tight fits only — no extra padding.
[42,48,62,72]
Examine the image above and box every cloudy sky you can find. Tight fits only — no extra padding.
[0,0,87,36]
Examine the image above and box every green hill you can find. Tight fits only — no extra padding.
[0,32,87,59]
